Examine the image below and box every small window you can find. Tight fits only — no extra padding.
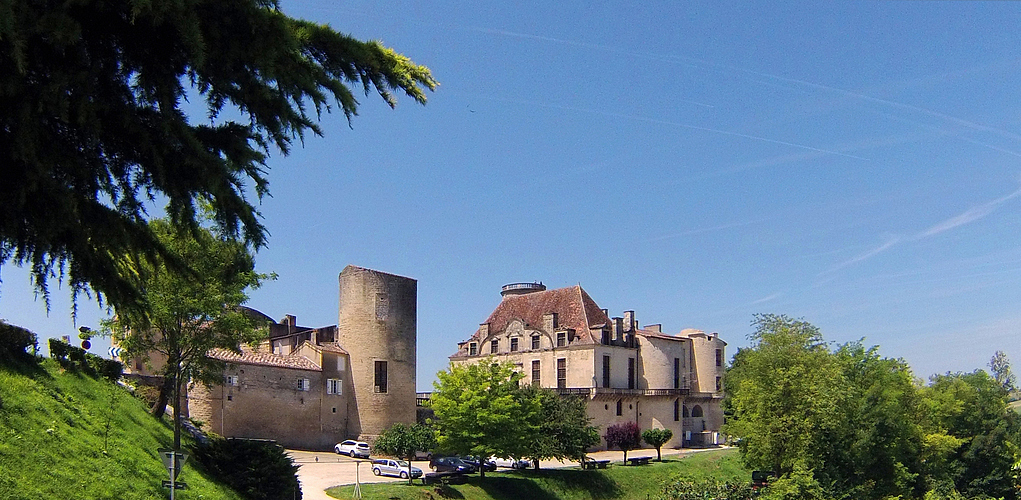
[673,399,679,421]
[531,360,540,386]
[602,355,611,388]
[601,330,610,345]
[673,358,680,389]
[627,358,635,390]
[226,375,239,386]
[716,348,723,367]
[469,343,477,356]
[327,378,342,395]
[374,360,388,393]
[510,338,519,352]
[491,339,499,354]
[556,332,566,347]
[683,405,690,418]
[692,405,703,418]
[716,376,722,392]
[297,378,310,391]
[531,335,540,350]
[616,399,622,416]
[557,358,567,389]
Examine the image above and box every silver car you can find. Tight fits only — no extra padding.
[371,459,423,479]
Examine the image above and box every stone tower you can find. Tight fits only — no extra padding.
[338,265,417,441]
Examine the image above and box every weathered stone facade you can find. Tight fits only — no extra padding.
[125,265,418,451]
[449,283,726,450]
[337,265,417,441]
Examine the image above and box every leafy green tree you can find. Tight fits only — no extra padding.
[642,428,673,462]
[429,359,540,478]
[814,342,923,499]
[102,218,271,452]
[374,423,436,484]
[192,437,301,500]
[919,370,1019,499]
[518,386,600,469]
[604,421,642,462]
[723,314,839,477]
[0,0,436,315]
[990,351,1017,394]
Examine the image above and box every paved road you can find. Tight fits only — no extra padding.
[289,447,728,500]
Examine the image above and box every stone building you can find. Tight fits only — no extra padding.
[448,282,726,450]
[125,265,417,450]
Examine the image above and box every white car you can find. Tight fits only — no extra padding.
[334,440,371,458]
[371,459,423,479]
[488,456,531,469]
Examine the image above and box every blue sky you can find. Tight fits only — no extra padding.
[3,1,1020,391]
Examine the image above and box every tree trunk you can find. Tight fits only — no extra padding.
[656,446,662,461]
[151,374,174,418]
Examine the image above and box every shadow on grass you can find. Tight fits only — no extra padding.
[469,469,621,500]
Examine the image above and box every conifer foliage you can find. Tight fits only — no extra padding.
[0,0,437,314]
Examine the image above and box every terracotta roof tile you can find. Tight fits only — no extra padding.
[462,285,611,349]
[208,347,320,371]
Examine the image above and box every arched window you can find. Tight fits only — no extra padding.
[616,399,623,416]
[691,405,703,418]
[682,405,689,418]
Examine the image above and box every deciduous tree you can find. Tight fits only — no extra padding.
[0,0,436,316]
[374,423,436,484]
[723,314,839,476]
[990,351,1017,394]
[519,386,600,469]
[429,359,539,478]
[604,421,642,462]
[102,218,271,452]
[641,428,673,462]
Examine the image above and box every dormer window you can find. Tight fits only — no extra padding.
[491,339,499,354]
[510,338,519,352]
[531,335,540,350]
[556,332,567,347]
[469,342,477,356]
[601,330,610,345]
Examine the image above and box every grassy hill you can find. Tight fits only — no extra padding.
[0,358,246,500]
[326,448,750,500]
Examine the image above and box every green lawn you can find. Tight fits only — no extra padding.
[326,448,748,500]
[0,358,245,500]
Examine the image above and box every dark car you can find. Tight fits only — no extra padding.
[429,456,476,473]
[461,456,496,472]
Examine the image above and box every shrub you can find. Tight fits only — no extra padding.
[48,338,122,380]
[0,321,38,362]
[192,437,301,500]
[664,476,756,500]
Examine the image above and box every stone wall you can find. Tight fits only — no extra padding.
[187,363,349,450]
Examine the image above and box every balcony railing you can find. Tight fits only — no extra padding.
[553,387,691,398]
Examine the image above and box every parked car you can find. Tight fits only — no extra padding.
[488,456,531,469]
[429,456,476,473]
[413,450,434,461]
[461,455,496,472]
[334,440,371,458]
[371,459,423,479]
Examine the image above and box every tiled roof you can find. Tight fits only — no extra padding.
[208,347,321,371]
[464,285,611,347]
[635,328,688,342]
[309,342,348,355]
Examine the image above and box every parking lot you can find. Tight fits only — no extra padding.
[288,447,719,500]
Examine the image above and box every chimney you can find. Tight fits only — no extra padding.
[612,317,624,341]
[542,313,558,333]
[623,311,635,332]
[285,314,297,334]
[646,324,662,333]
[601,309,609,318]
[479,323,489,338]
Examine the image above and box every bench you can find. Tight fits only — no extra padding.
[582,459,610,470]
[420,471,467,485]
[626,456,652,466]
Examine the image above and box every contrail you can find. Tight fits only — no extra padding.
[478,96,868,160]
